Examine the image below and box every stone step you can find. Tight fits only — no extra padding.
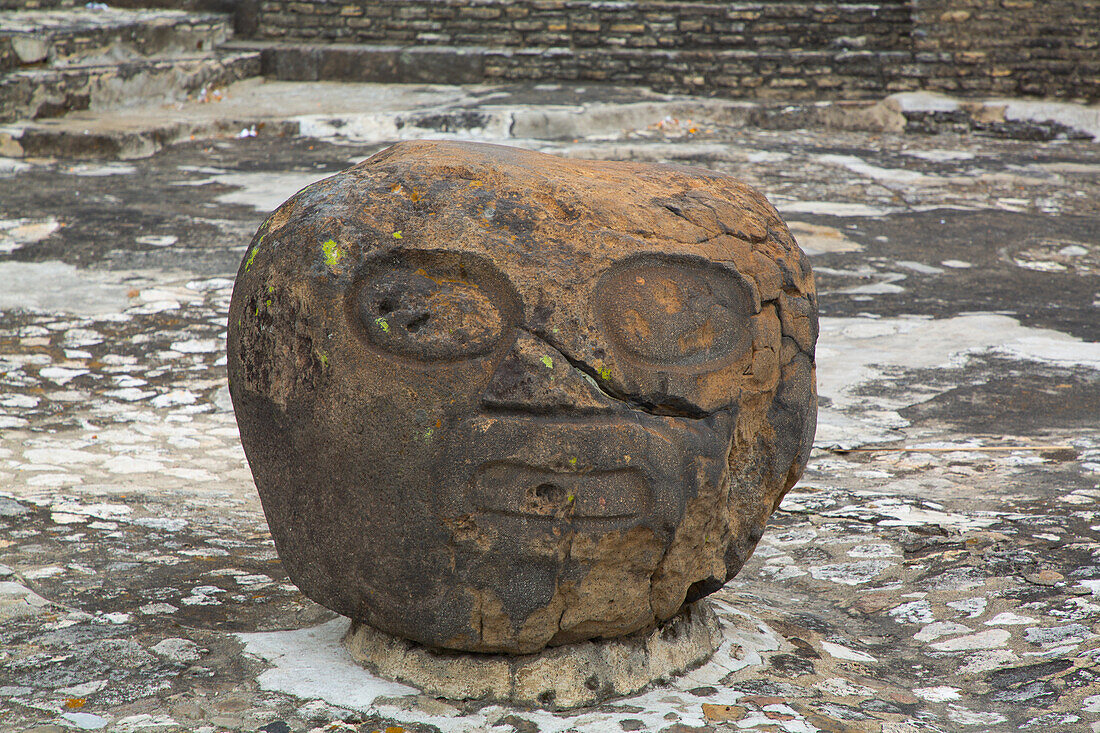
[0,0,77,8]
[5,79,1095,162]
[0,7,232,72]
[0,49,259,123]
[224,41,488,85]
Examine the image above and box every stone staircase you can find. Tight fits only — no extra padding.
[0,5,259,122]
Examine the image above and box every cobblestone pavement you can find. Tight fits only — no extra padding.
[1,84,1099,732]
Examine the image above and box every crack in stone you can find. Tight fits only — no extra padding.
[556,526,574,635]
[521,326,711,419]
[659,201,724,244]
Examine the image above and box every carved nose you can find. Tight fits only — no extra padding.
[481,332,618,412]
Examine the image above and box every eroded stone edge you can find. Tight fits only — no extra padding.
[342,599,722,710]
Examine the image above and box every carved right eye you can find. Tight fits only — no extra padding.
[355,253,515,361]
[595,257,754,368]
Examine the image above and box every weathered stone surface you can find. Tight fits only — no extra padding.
[0,580,52,621]
[343,599,721,708]
[0,7,257,123]
[3,116,1100,732]
[227,139,817,653]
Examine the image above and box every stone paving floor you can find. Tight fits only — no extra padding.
[1,82,1099,733]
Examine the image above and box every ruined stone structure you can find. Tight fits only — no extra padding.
[227,140,817,671]
[243,0,1098,100]
[2,0,1095,125]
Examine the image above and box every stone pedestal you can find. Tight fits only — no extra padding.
[343,600,721,710]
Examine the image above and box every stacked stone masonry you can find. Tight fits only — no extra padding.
[245,0,1098,100]
[2,0,1095,99]
[256,1,911,52]
[913,0,1099,99]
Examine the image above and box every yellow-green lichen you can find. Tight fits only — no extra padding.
[598,366,612,382]
[540,355,553,369]
[244,242,260,272]
[318,351,329,367]
[322,239,341,269]
[375,317,390,333]
[392,230,403,239]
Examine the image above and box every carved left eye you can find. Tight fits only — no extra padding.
[594,257,753,368]
[353,252,517,362]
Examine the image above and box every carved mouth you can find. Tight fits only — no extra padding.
[470,461,649,521]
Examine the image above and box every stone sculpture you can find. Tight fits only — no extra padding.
[227,140,817,660]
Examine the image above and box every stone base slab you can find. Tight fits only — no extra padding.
[342,601,722,710]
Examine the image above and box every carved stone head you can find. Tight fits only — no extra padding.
[227,140,817,654]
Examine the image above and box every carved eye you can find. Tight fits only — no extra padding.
[595,258,753,368]
[355,252,515,361]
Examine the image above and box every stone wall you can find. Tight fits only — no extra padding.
[3,0,1095,99]
[255,1,912,52]
[245,0,1097,100]
[913,0,1099,99]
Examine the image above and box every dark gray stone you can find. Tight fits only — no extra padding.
[227,139,817,653]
